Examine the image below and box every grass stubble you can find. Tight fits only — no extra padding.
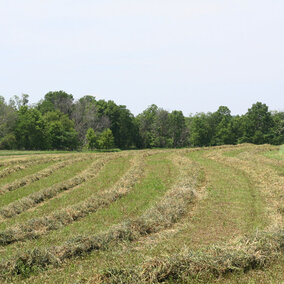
[0,155,112,220]
[0,145,283,283]
[0,152,198,280]
[0,153,145,245]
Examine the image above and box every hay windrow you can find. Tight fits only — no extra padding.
[205,146,284,228]
[0,155,74,179]
[0,154,198,278]
[101,228,284,283]
[0,154,75,167]
[0,155,114,219]
[0,154,146,245]
[0,146,282,282]
[0,155,93,195]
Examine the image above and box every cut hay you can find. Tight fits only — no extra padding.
[0,156,114,219]
[0,154,197,278]
[0,154,146,245]
[102,228,284,283]
[0,155,93,195]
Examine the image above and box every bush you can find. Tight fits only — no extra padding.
[0,133,17,150]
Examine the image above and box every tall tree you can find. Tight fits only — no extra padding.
[37,91,74,116]
[241,102,274,144]
[44,111,78,150]
[0,97,17,149]
[15,106,50,150]
[212,106,234,145]
[97,128,115,149]
[86,128,98,150]
[169,110,188,147]
[189,112,214,147]
[71,96,110,145]
[270,111,284,145]
[95,99,137,149]
[136,104,159,148]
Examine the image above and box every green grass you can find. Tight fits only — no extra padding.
[263,145,284,160]
[4,155,131,227]
[0,146,283,283]
[0,155,132,257]
[132,149,268,257]
[0,159,95,209]
[0,150,71,157]
[0,161,56,186]
[1,153,177,273]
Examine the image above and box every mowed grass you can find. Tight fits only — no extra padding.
[0,158,95,209]
[0,161,55,186]
[0,146,283,283]
[263,145,284,160]
[10,155,129,226]
[4,152,177,282]
[0,155,131,258]
[163,149,267,250]
[114,147,269,267]
[0,150,70,157]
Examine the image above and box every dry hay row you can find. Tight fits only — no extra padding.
[0,155,93,196]
[0,154,75,167]
[0,155,75,179]
[134,156,207,250]
[183,144,247,154]
[219,144,284,168]
[0,155,114,220]
[102,228,284,283]
[0,154,146,245]
[205,148,284,227]
[182,143,272,157]
[0,154,199,279]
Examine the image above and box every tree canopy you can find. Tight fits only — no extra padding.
[0,92,283,150]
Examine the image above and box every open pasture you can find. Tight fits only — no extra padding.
[0,144,283,283]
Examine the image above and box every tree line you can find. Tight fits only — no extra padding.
[0,91,283,150]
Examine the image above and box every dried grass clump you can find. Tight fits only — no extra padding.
[0,249,60,280]
[0,155,146,245]
[103,228,284,283]
[0,156,113,219]
[0,155,92,195]
[0,164,26,178]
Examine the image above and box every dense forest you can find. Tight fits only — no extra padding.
[0,91,283,150]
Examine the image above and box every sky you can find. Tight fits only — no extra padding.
[0,0,283,116]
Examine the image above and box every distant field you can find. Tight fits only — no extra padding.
[0,144,283,283]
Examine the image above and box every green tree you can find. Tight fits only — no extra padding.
[241,102,274,144]
[95,99,137,149]
[0,96,17,149]
[44,111,78,150]
[189,113,214,147]
[169,110,188,147]
[9,93,29,110]
[270,111,284,145]
[136,104,159,148]
[71,96,110,145]
[15,106,50,150]
[86,128,97,150]
[37,90,74,116]
[97,128,115,149]
[212,106,234,145]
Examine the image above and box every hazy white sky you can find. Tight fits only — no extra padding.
[0,0,283,115]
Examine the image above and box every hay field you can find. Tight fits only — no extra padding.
[0,144,283,283]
